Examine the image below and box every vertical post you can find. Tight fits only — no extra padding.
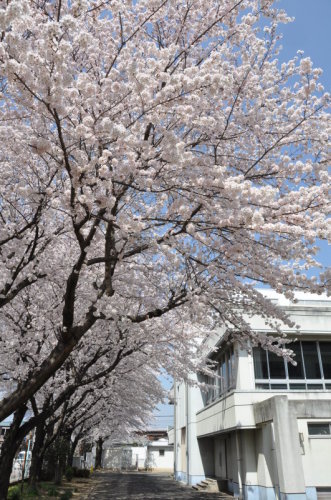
[272,397,306,500]
[235,431,242,499]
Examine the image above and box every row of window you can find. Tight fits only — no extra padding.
[203,346,235,404]
[202,340,331,405]
[253,341,331,390]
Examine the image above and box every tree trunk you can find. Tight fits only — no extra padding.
[41,421,56,481]
[29,419,46,489]
[0,405,27,500]
[54,456,62,485]
[53,432,70,485]
[95,437,103,469]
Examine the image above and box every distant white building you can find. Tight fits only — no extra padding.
[145,437,173,471]
[170,292,331,500]
[101,431,174,472]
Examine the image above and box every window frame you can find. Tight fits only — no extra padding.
[308,422,331,438]
[218,345,235,397]
[253,340,331,391]
[202,344,236,406]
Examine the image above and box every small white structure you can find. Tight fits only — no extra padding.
[145,437,174,471]
[171,292,331,500]
[102,445,146,470]
[102,435,174,472]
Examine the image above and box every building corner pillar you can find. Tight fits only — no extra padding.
[272,396,306,500]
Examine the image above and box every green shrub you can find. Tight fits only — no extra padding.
[45,485,59,497]
[24,485,39,497]
[65,466,74,482]
[72,467,90,478]
[7,486,21,500]
[59,490,73,500]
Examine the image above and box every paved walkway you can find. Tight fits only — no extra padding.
[87,471,226,499]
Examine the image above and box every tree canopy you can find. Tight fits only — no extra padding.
[0,0,329,425]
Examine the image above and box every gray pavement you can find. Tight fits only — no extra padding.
[88,471,227,499]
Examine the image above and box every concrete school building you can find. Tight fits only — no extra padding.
[169,291,331,500]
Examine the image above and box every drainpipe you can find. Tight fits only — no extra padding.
[235,430,243,499]
[186,380,190,485]
[174,381,177,480]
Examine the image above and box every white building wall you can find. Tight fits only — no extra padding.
[298,419,331,488]
[240,430,259,487]
[255,423,278,489]
[174,376,207,484]
[147,448,173,470]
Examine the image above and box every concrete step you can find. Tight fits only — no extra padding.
[192,479,219,493]
[196,482,208,489]
[192,478,234,495]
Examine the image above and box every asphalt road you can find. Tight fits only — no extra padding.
[88,472,226,499]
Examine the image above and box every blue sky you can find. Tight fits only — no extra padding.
[277,0,330,271]
[152,1,331,430]
[277,0,331,88]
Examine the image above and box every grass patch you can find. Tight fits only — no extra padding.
[8,472,94,499]
[8,486,22,500]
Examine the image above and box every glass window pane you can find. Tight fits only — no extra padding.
[320,342,331,379]
[226,352,231,390]
[307,384,323,390]
[308,423,330,435]
[216,366,221,395]
[253,348,268,379]
[268,352,286,379]
[302,342,321,379]
[255,383,270,390]
[289,383,306,390]
[270,384,287,389]
[325,384,331,390]
[288,343,305,379]
[221,355,228,393]
[229,347,235,388]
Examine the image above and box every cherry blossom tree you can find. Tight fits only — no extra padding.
[28,360,163,486]
[0,0,330,462]
[0,304,195,496]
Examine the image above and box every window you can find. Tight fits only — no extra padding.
[268,351,286,379]
[201,345,236,405]
[205,373,216,404]
[159,450,165,456]
[287,343,304,379]
[320,342,331,378]
[308,423,331,436]
[253,341,331,391]
[219,346,235,396]
[253,349,268,379]
[302,342,321,379]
